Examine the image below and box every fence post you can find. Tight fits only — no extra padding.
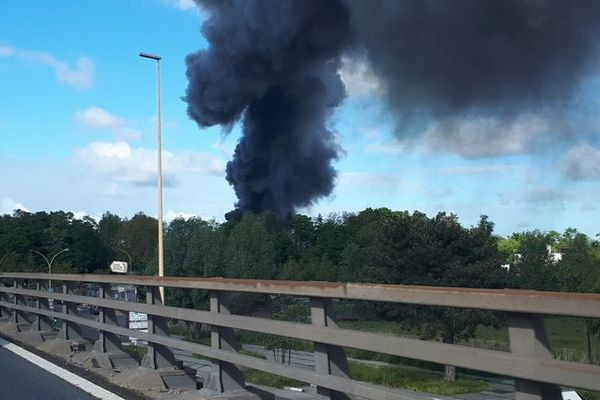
[141,286,178,369]
[508,313,561,400]
[208,291,246,393]
[34,280,53,332]
[0,278,10,320]
[141,285,197,390]
[61,282,85,341]
[13,278,30,326]
[310,297,351,400]
[94,283,138,368]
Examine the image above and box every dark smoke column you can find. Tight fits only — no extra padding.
[184,0,350,220]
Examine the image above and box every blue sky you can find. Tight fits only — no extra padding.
[1,0,600,237]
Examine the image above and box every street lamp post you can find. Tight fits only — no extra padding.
[116,247,133,272]
[0,252,12,267]
[30,248,70,290]
[116,247,133,300]
[139,52,165,303]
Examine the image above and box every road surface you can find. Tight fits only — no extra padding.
[0,344,97,399]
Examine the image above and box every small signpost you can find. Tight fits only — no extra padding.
[110,261,128,274]
[128,311,148,343]
[128,311,148,330]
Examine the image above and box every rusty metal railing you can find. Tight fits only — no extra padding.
[1,272,599,400]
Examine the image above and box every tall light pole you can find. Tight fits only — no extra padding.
[139,52,165,303]
[31,248,69,289]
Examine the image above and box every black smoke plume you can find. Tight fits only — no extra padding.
[347,0,600,118]
[184,0,350,219]
[185,0,600,219]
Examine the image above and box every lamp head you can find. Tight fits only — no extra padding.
[139,52,161,61]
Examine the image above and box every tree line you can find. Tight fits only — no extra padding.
[2,208,598,293]
[1,208,599,373]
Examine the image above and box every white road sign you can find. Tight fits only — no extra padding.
[110,261,128,274]
[128,312,148,330]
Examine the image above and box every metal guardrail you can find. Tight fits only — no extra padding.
[0,272,599,400]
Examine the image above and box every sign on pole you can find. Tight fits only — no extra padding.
[128,312,148,330]
[110,261,128,274]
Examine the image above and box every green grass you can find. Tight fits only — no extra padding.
[193,347,268,362]
[238,333,313,352]
[241,368,305,389]
[183,317,598,395]
[348,361,488,395]
[239,349,268,359]
[341,317,600,364]
[339,320,445,369]
[168,321,212,346]
[467,317,600,363]
[581,390,600,400]
[167,322,190,337]
[339,320,416,337]
[121,344,148,362]
[238,361,488,394]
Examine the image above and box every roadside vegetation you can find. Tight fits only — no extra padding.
[121,343,147,362]
[1,208,599,394]
[348,361,488,395]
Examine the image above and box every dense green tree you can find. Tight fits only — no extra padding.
[506,231,558,290]
[2,206,598,369]
[120,212,158,274]
[0,210,109,274]
[554,229,600,362]
[223,213,282,280]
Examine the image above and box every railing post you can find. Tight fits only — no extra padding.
[141,286,178,369]
[0,278,10,320]
[61,282,85,341]
[508,313,561,400]
[94,284,138,368]
[141,285,197,390]
[34,280,53,332]
[13,278,31,326]
[208,291,246,393]
[310,297,351,400]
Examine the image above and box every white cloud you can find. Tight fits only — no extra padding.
[212,141,235,157]
[435,164,524,176]
[76,141,226,187]
[165,210,198,222]
[161,0,200,12]
[0,44,15,56]
[424,115,552,158]
[365,139,408,155]
[339,55,383,98]
[360,128,380,140]
[337,172,404,191]
[561,144,600,181]
[425,187,454,198]
[581,203,595,211]
[1,43,94,89]
[75,107,142,141]
[72,211,89,220]
[20,51,94,90]
[498,186,567,205]
[71,211,103,222]
[1,198,29,215]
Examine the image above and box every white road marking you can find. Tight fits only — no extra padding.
[0,337,125,400]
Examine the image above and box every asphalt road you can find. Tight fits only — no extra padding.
[0,344,97,400]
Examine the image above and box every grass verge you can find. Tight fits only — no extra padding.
[121,343,148,362]
[581,390,600,400]
[241,368,304,389]
[348,361,488,396]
